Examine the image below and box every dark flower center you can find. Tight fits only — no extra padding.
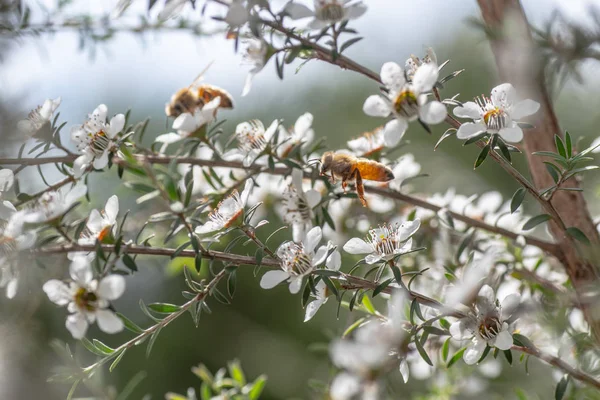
[74,287,98,312]
[394,90,419,119]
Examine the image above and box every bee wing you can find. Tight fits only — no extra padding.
[188,60,216,89]
[356,159,394,182]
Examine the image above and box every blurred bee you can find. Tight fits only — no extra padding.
[319,151,394,207]
[165,64,234,117]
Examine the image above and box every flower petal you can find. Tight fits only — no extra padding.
[0,169,14,193]
[43,280,71,306]
[499,126,523,143]
[69,257,94,285]
[284,2,314,19]
[104,195,119,222]
[491,83,517,108]
[313,245,328,266]
[399,359,410,383]
[365,253,382,264]
[305,189,321,209]
[86,209,105,234]
[412,63,439,93]
[108,114,125,137]
[304,299,326,322]
[92,104,108,122]
[326,250,341,271]
[450,318,473,340]
[456,122,486,139]
[453,102,482,119]
[493,329,513,350]
[383,119,408,147]
[511,99,540,119]
[288,277,303,294]
[345,2,367,20]
[303,226,322,254]
[260,270,289,289]
[419,101,447,125]
[398,218,421,241]
[294,112,313,136]
[363,95,391,117]
[97,275,126,300]
[477,285,496,314]
[92,152,109,170]
[380,62,405,91]
[500,293,520,319]
[66,313,89,339]
[343,238,372,254]
[96,309,125,334]
[463,337,486,365]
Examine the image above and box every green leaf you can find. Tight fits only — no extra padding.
[566,227,591,245]
[340,37,363,53]
[313,269,341,277]
[435,129,456,150]
[414,334,433,366]
[544,162,561,183]
[478,345,491,363]
[248,375,268,400]
[565,131,572,157]
[391,266,402,284]
[117,313,144,334]
[474,144,490,169]
[148,303,182,314]
[512,333,535,349]
[555,135,567,158]
[372,278,393,297]
[110,349,127,372]
[255,248,263,267]
[510,187,527,214]
[496,139,512,162]
[122,254,138,272]
[504,349,513,365]
[321,276,339,300]
[442,337,450,361]
[522,214,552,231]
[360,295,377,315]
[212,288,230,304]
[227,271,237,297]
[81,337,109,356]
[422,326,450,336]
[447,347,466,368]
[146,327,162,358]
[555,375,569,400]
[91,339,114,354]
[343,317,367,337]
[227,360,246,385]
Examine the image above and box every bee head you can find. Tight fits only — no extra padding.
[320,152,334,175]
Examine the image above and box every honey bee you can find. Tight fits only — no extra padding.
[319,151,394,207]
[165,65,234,117]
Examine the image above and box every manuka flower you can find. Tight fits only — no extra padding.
[70,195,119,260]
[450,284,520,365]
[343,219,420,264]
[155,97,221,151]
[453,83,540,143]
[195,179,253,235]
[227,119,278,167]
[0,211,37,299]
[260,226,338,294]
[23,182,87,224]
[404,48,438,80]
[17,97,61,138]
[241,37,270,97]
[43,256,125,339]
[284,0,367,30]
[363,62,447,147]
[281,169,321,242]
[277,112,315,157]
[0,169,16,220]
[71,104,125,178]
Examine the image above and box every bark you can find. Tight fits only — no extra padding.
[476,0,600,343]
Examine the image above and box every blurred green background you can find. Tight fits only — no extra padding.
[2,0,600,398]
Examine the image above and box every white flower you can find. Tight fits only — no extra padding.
[389,154,421,191]
[242,38,269,96]
[43,256,125,339]
[346,127,385,156]
[450,284,520,365]
[155,97,221,152]
[304,249,341,321]
[0,211,37,299]
[70,196,119,260]
[71,104,125,178]
[0,169,16,220]
[17,97,61,138]
[277,113,315,157]
[281,169,321,242]
[285,0,367,30]
[405,48,438,80]
[363,62,447,147]
[260,226,336,294]
[343,219,420,264]
[227,119,278,167]
[195,179,253,235]
[23,182,87,224]
[453,83,540,143]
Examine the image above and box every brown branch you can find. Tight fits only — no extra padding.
[476,0,600,345]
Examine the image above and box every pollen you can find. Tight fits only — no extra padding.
[74,287,98,312]
[478,316,501,340]
[393,90,419,119]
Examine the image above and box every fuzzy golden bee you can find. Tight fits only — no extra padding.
[165,70,234,118]
[319,151,394,207]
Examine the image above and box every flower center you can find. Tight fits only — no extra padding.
[393,90,419,119]
[367,224,403,257]
[282,187,312,224]
[478,316,501,340]
[237,122,268,154]
[208,191,243,229]
[483,108,509,131]
[316,3,345,21]
[97,225,112,242]
[88,130,111,156]
[0,235,17,257]
[74,287,98,312]
[279,242,313,276]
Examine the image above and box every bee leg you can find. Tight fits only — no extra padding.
[355,170,368,207]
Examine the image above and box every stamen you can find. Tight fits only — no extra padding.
[316,3,345,21]
[279,242,314,276]
[393,90,419,119]
[478,316,501,340]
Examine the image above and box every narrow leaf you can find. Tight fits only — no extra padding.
[510,187,527,213]
[522,214,552,231]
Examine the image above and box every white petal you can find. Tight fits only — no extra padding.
[307,18,329,30]
[108,114,125,137]
[292,223,307,243]
[242,71,256,97]
[17,120,35,135]
[92,152,109,170]
[493,329,513,350]
[86,209,104,233]
[491,83,517,108]
[5,278,17,299]
[326,251,341,271]
[240,178,254,206]
[172,113,197,133]
[450,319,472,340]
[97,275,126,300]
[380,62,405,91]
[73,154,92,178]
[305,189,321,208]
[398,218,420,241]
[399,359,410,383]
[412,63,439,93]
[96,309,125,334]
[195,220,221,234]
[104,195,119,222]
[284,2,314,19]
[0,169,14,193]
[463,338,486,365]
[500,293,520,319]
[0,201,16,220]
[294,113,313,136]
[304,299,326,322]
[345,2,367,20]
[453,102,482,119]
[66,313,89,339]
[363,95,391,117]
[456,122,487,139]
[155,132,183,144]
[343,238,372,254]
[511,99,540,119]
[224,1,248,26]
[498,126,523,143]
[303,226,322,254]
[591,137,600,153]
[313,245,328,266]
[365,253,382,264]
[419,101,447,125]
[288,277,303,294]
[383,119,408,147]
[477,285,496,313]
[69,257,93,285]
[158,0,186,20]
[92,104,108,122]
[260,270,289,289]
[291,168,303,192]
